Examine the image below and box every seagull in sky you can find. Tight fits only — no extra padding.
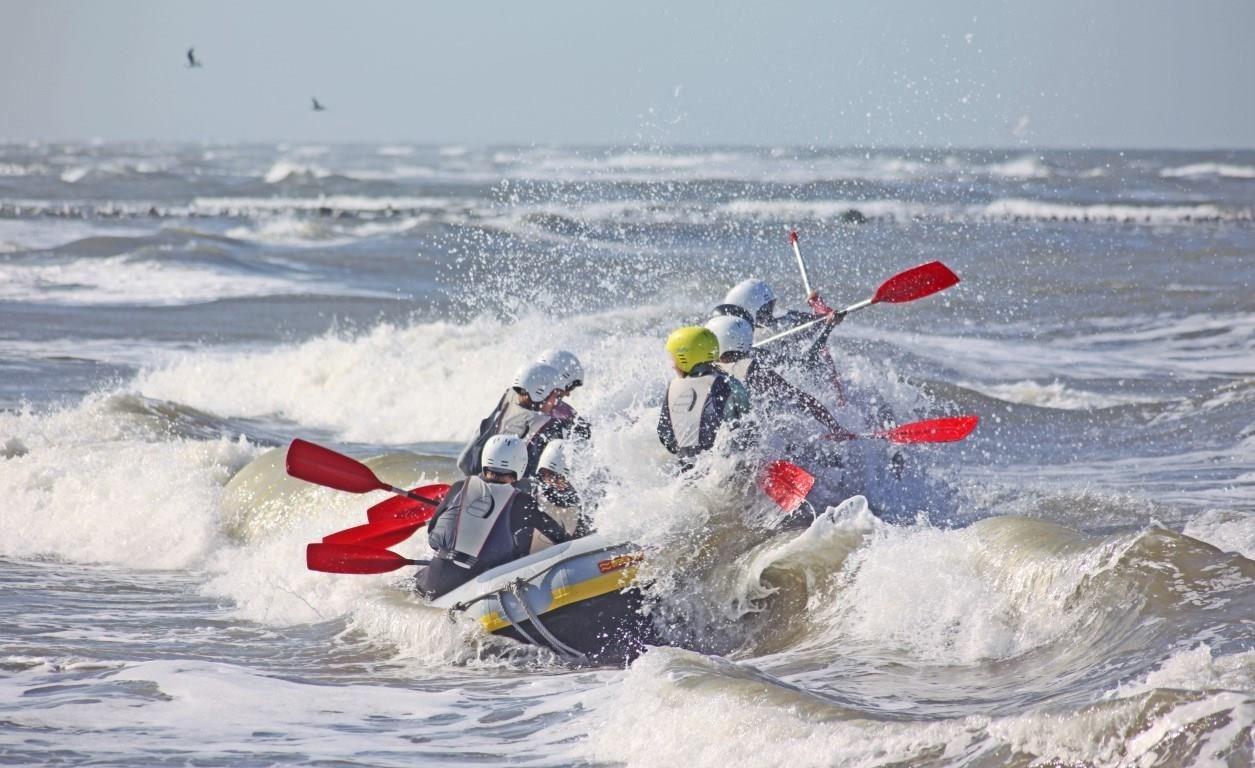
[311,97,327,112]
[186,48,202,68]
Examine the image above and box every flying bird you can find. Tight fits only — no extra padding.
[311,97,327,112]
[186,48,202,68]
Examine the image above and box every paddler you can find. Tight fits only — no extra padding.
[536,349,591,440]
[713,277,844,380]
[419,435,572,599]
[705,315,850,438]
[529,439,593,553]
[713,278,841,335]
[457,361,572,478]
[656,325,752,461]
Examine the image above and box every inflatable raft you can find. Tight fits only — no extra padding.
[430,535,655,662]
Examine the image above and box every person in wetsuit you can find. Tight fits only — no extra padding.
[528,439,593,554]
[656,325,751,462]
[457,361,574,479]
[705,315,851,438]
[535,349,591,441]
[712,278,843,370]
[419,435,572,599]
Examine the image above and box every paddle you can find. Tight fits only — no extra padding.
[366,483,450,524]
[306,542,429,575]
[876,415,978,444]
[322,517,428,549]
[822,416,980,445]
[758,460,816,513]
[753,261,960,348]
[285,439,442,506]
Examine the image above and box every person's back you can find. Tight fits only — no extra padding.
[656,326,750,459]
[457,361,568,478]
[421,435,572,599]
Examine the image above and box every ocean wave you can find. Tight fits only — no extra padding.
[585,644,1255,768]
[1182,509,1255,559]
[262,160,331,184]
[0,253,370,306]
[959,379,1153,410]
[981,155,1053,179]
[975,198,1248,223]
[0,398,258,569]
[1160,162,1255,180]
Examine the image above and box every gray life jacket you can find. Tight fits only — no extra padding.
[529,494,581,555]
[664,373,720,453]
[497,399,553,444]
[457,394,555,477]
[427,476,521,568]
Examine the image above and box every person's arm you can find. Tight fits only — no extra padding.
[524,496,573,546]
[758,368,847,435]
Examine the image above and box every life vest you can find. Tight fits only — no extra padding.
[427,476,521,568]
[663,370,729,456]
[715,356,755,385]
[457,393,556,477]
[529,493,581,554]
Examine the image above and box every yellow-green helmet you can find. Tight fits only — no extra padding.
[665,326,719,374]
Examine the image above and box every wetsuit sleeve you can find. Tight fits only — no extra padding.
[657,390,679,454]
[758,368,842,434]
[513,494,571,555]
[426,479,465,534]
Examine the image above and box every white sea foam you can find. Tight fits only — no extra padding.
[192,194,458,215]
[814,517,1121,663]
[982,155,1052,179]
[59,166,90,183]
[0,254,358,306]
[1160,162,1255,180]
[262,160,331,184]
[584,645,1254,768]
[0,398,258,569]
[1182,509,1255,559]
[975,198,1246,223]
[963,379,1151,410]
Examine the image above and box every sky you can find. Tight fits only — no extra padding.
[1,0,1252,148]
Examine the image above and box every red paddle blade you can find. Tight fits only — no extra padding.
[758,460,816,513]
[879,416,979,444]
[366,484,450,524]
[322,518,424,549]
[306,543,414,574]
[872,261,959,305]
[286,439,386,494]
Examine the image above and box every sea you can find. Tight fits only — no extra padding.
[1,142,1252,767]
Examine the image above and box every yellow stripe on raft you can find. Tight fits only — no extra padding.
[479,566,640,633]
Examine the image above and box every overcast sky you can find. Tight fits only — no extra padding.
[1,0,1252,148]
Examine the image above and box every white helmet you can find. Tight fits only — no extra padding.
[537,439,572,477]
[536,349,584,391]
[481,434,529,477]
[705,315,753,356]
[723,279,775,321]
[511,362,563,402]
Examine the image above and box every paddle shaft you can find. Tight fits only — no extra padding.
[752,300,869,348]
[387,485,441,506]
[789,230,814,299]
